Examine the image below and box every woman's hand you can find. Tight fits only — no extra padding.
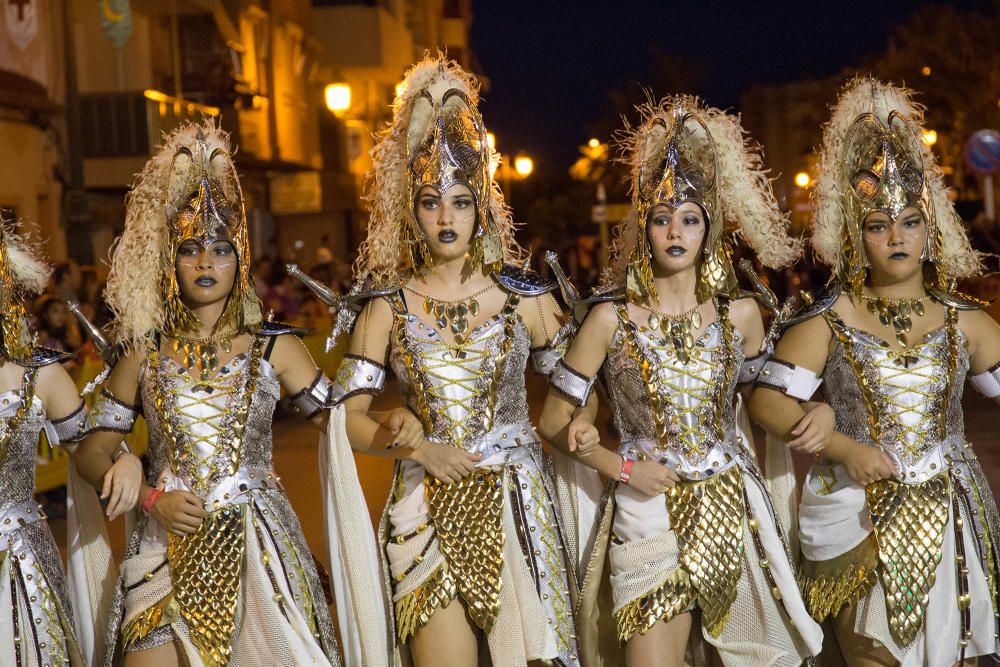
[150,491,209,536]
[787,403,835,454]
[101,452,143,520]
[411,441,482,484]
[385,408,425,451]
[844,446,896,486]
[566,417,601,457]
[626,459,681,497]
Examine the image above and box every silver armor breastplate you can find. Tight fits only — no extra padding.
[388,296,531,449]
[605,308,745,478]
[141,343,280,494]
[823,310,967,482]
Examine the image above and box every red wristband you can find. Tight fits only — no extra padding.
[619,458,634,485]
[142,488,164,516]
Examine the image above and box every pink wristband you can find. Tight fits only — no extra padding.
[619,458,634,485]
[142,488,164,515]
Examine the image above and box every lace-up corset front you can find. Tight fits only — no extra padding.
[604,302,744,478]
[823,310,967,481]
[387,294,531,449]
[142,338,279,495]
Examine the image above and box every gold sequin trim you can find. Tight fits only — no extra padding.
[527,468,573,653]
[666,465,745,638]
[938,308,959,441]
[964,472,998,615]
[799,533,879,621]
[168,504,247,666]
[121,594,179,651]
[34,561,68,665]
[614,567,694,642]
[394,563,458,643]
[867,474,950,646]
[426,466,504,633]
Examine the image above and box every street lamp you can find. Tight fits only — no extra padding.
[588,138,601,148]
[794,171,811,188]
[325,83,351,116]
[922,129,937,146]
[514,154,534,177]
[486,132,496,151]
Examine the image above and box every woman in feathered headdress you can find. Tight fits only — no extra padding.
[0,224,134,666]
[750,77,1000,666]
[314,54,581,666]
[73,119,348,666]
[539,96,825,665]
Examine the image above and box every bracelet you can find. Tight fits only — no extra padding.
[111,441,132,463]
[142,488,164,516]
[619,458,634,485]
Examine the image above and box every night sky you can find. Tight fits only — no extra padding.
[470,0,992,174]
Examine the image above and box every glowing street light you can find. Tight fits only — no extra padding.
[514,154,534,177]
[921,65,932,76]
[395,81,406,99]
[922,129,938,146]
[588,138,601,148]
[794,171,811,188]
[325,83,351,115]
[486,132,496,150]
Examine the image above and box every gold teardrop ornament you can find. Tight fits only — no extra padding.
[638,302,703,364]
[861,293,931,350]
[171,331,236,381]
[406,284,496,342]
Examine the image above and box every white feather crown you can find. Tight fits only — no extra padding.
[811,76,982,289]
[604,96,802,296]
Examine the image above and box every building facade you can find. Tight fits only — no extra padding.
[0,0,474,269]
[0,0,68,257]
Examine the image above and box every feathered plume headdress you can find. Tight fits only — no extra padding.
[105,119,261,348]
[0,223,51,361]
[812,77,982,295]
[605,96,801,302]
[356,53,525,288]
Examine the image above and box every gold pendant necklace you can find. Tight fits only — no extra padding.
[861,294,931,348]
[171,332,236,381]
[405,284,495,344]
[638,303,702,364]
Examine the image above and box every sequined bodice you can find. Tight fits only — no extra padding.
[141,346,280,494]
[823,313,967,468]
[388,298,531,449]
[0,393,45,508]
[603,314,744,474]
